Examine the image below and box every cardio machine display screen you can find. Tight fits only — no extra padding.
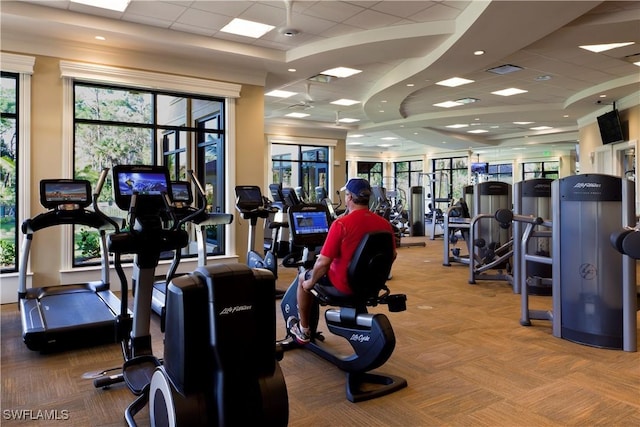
[40,180,91,209]
[289,206,330,247]
[112,165,171,212]
[171,181,192,204]
[235,186,263,211]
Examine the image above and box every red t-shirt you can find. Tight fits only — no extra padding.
[320,208,395,294]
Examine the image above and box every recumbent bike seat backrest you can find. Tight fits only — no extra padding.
[346,231,394,303]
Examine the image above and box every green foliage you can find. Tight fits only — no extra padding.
[0,239,15,267]
[76,229,101,259]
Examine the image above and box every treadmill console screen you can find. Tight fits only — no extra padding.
[171,181,193,205]
[40,179,92,209]
[289,205,330,247]
[112,165,171,212]
[235,185,263,211]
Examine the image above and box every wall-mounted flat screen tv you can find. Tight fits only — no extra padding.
[597,109,624,145]
[471,162,489,174]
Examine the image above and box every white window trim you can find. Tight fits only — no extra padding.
[268,135,337,194]
[60,61,239,272]
[1,53,34,303]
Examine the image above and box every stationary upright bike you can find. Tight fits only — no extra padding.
[235,185,286,296]
[279,203,408,402]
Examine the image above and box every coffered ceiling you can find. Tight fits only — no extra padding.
[2,1,639,160]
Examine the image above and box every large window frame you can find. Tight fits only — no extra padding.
[61,61,240,272]
[432,156,468,201]
[522,160,559,180]
[268,136,336,203]
[0,53,33,302]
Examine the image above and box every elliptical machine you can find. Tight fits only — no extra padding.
[279,203,408,402]
[93,165,288,426]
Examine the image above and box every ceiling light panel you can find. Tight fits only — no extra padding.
[266,90,297,98]
[71,0,131,12]
[321,67,362,78]
[436,77,474,87]
[331,99,360,106]
[220,18,274,38]
[579,42,635,53]
[434,101,463,108]
[285,112,310,118]
[491,88,528,96]
[338,118,360,123]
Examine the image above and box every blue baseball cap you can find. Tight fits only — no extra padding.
[340,178,371,197]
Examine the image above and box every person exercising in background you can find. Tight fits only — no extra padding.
[287,178,397,344]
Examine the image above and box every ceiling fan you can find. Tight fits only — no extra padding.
[288,82,315,110]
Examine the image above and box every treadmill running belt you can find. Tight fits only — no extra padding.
[40,293,114,329]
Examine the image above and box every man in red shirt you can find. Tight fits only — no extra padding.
[287,178,397,344]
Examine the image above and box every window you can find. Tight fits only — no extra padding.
[357,161,383,186]
[432,156,468,201]
[393,160,423,206]
[0,73,18,272]
[488,163,513,183]
[522,161,559,180]
[73,82,228,265]
[271,144,329,202]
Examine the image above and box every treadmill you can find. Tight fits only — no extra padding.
[149,178,233,317]
[18,174,129,352]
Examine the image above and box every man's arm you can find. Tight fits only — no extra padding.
[300,254,331,292]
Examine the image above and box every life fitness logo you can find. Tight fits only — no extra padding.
[573,182,601,189]
[350,333,371,343]
[219,305,252,315]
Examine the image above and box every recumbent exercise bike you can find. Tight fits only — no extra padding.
[279,203,408,402]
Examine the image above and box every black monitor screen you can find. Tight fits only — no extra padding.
[112,165,171,212]
[289,205,330,247]
[171,181,192,204]
[235,185,263,211]
[40,180,91,209]
[597,109,624,145]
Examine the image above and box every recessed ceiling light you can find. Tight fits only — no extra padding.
[381,137,397,140]
[338,118,360,123]
[349,134,364,138]
[492,88,528,96]
[467,129,488,134]
[434,101,463,108]
[378,144,393,147]
[288,68,296,73]
[266,90,297,98]
[474,50,485,56]
[95,36,106,41]
[634,61,640,67]
[71,0,130,12]
[530,126,552,131]
[446,124,469,128]
[285,112,310,118]
[535,75,551,81]
[599,94,607,98]
[331,99,360,106]
[579,42,635,53]
[321,67,362,78]
[513,121,534,125]
[347,141,363,145]
[220,18,275,38]
[406,83,415,87]
[436,77,474,87]
[486,64,523,75]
